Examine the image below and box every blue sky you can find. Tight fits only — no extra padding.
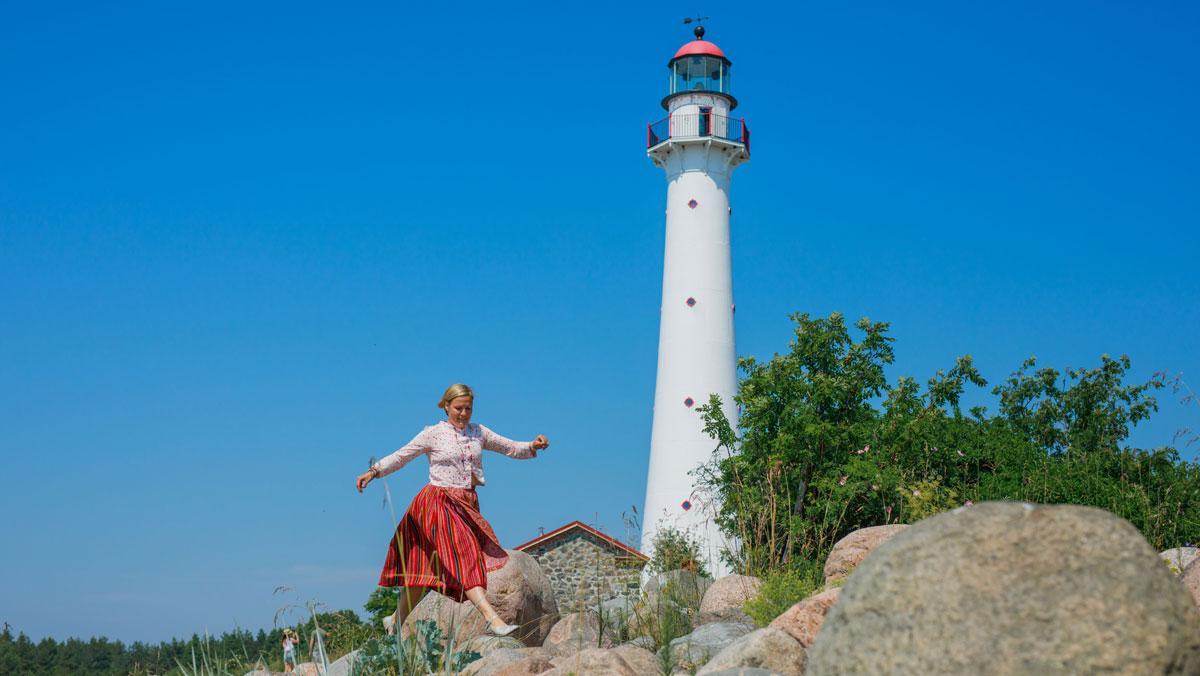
[1,0,1197,643]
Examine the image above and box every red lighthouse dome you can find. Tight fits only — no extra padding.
[672,38,726,60]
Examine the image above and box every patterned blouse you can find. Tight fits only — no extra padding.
[372,420,537,489]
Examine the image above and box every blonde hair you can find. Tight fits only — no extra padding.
[438,383,475,410]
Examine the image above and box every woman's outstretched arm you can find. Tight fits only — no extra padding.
[480,425,549,459]
[356,427,434,492]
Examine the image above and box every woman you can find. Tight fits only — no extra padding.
[281,629,298,673]
[356,383,549,637]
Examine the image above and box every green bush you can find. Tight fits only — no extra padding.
[743,561,823,627]
[647,527,710,577]
[697,312,1200,572]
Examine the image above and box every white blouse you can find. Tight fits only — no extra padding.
[372,421,536,488]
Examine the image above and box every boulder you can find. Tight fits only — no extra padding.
[696,627,806,675]
[1183,559,1200,609]
[610,644,660,674]
[698,575,763,625]
[543,646,654,675]
[621,635,657,652]
[493,655,556,675]
[768,588,840,648]
[807,502,1200,674]
[598,593,634,634]
[402,549,560,647]
[628,569,713,637]
[543,612,615,656]
[703,670,784,676]
[461,634,526,657]
[325,649,359,676]
[822,524,907,586]
[1162,547,1200,575]
[294,664,321,676]
[461,647,551,676]
[668,621,756,672]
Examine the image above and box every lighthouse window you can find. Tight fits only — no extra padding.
[671,56,730,95]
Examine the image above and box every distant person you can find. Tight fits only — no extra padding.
[281,629,299,673]
[356,383,549,637]
[308,625,327,668]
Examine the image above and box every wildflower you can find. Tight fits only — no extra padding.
[912,489,921,497]
[964,500,973,507]
[957,449,964,457]
[838,475,848,486]
[871,484,879,491]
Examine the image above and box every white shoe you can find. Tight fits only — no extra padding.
[383,614,397,635]
[486,622,518,637]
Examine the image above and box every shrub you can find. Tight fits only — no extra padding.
[647,527,710,577]
[743,561,823,627]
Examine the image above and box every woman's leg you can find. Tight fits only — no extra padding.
[397,586,428,625]
[385,586,429,634]
[464,586,515,632]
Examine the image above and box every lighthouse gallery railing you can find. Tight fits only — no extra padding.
[646,113,750,155]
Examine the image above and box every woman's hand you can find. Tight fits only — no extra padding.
[531,435,550,451]
[356,468,378,493]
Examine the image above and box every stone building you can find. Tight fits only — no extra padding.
[515,521,648,612]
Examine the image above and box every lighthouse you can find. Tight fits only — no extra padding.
[642,25,749,577]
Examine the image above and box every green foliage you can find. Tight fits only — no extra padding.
[743,561,823,627]
[351,619,479,675]
[697,311,1200,578]
[363,587,398,631]
[647,527,710,577]
[0,610,372,675]
[899,478,960,521]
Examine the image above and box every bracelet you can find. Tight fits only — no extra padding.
[368,466,380,479]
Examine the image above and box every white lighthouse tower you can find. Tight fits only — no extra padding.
[642,25,749,577]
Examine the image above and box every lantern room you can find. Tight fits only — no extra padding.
[663,26,737,111]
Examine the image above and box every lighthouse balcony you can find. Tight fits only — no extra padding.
[646,113,750,156]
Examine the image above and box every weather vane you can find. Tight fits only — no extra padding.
[683,15,711,38]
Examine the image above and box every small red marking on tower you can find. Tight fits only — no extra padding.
[688,199,698,209]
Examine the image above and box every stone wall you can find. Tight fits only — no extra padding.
[523,530,645,612]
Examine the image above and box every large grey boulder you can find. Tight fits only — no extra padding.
[668,621,756,673]
[808,502,1200,675]
[696,627,806,675]
[402,549,560,647]
[698,575,763,625]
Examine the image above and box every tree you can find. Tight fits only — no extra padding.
[364,587,398,630]
[699,311,1200,574]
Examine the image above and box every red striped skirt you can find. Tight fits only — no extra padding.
[378,484,509,600]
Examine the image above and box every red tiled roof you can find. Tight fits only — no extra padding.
[514,520,649,561]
